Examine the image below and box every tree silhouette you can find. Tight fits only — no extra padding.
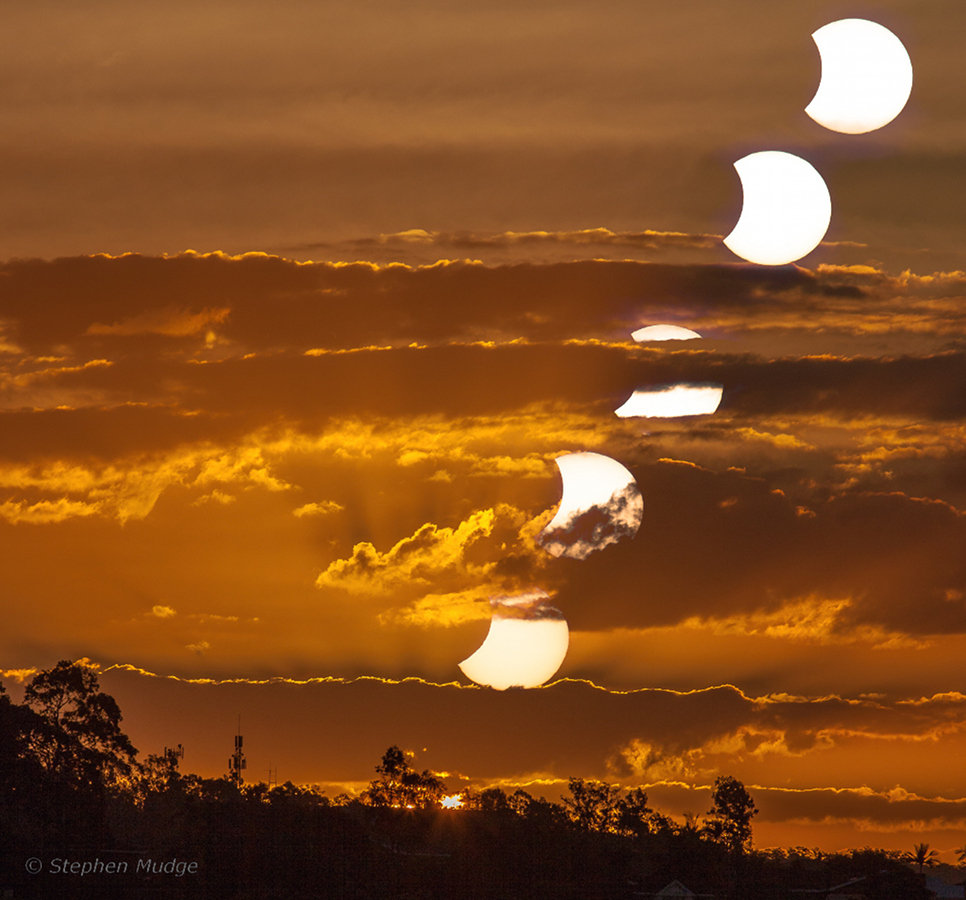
[507,787,534,816]
[906,842,939,873]
[563,777,623,832]
[130,747,185,808]
[361,745,446,809]
[562,778,659,837]
[3,688,950,900]
[704,775,758,856]
[0,681,47,842]
[680,811,702,834]
[615,786,656,837]
[462,785,513,813]
[23,660,137,789]
[0,682,42,781]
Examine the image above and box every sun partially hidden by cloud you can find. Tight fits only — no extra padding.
[3,243,966,857]
[614,383,724,418]
[538,453,643,561]
[632,324,702,342]
[458,591,569,690]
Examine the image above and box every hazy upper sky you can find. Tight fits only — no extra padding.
[0,0,963,267]
[2,0,965,861]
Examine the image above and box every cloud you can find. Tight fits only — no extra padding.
[316,508,499,595]
[537,483,643,560]
[0,434,298,524]
[614,739,701,782]
[754,784,966,832]
[0,497,101,524]
[311,227,721,259]
[0,668,40,684]
[97,666,966,817]
[151,605,177,618]
[8,256,966,439]
[86,306,230,338]
[2,351,965,649]
[293,500,344,518]
[192,489,236,506]
[195,445,291,493]
[490,591,565,622]
[679,596,928,650]
[379,588,494,628]
[2,353,965,646]
[3,251,966,729]
[9,253,964,361]
[550,459,966,640]
[316,505,545,610]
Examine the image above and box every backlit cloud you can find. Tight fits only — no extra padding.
[2,247,966,859]
[316,505,544,607]
[0,0,965,862]
[86,306,230,337]
[293,500,344,518]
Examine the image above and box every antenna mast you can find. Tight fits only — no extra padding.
[228,716,246,787]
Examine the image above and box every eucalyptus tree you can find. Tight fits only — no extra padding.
[563,778,623,833]
[704,775,758,856]
[23,660,138,790]
[361,745,447,809]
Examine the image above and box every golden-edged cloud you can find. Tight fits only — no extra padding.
[0,496,101,524]
[5,254,966,362]
[293,500,344,518]
[300,227,722,264]
[316,504,547,618]
[0,438,294,524]
[86,306,230,338]
[3,251,966,755]
[679,596,928,650]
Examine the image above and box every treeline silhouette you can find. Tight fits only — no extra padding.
[0,661,932,899]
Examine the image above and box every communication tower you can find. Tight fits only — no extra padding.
[228,718,246,786]
[163,743,184,769]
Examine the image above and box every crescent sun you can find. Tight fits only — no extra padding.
[458,592,569,690]
[537,452,644,560]
[724,150,831,266]
[806,18,913,135]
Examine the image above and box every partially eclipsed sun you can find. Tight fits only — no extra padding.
[615,383,723,418]
[806,19,913,135]
[724,150,831,266]
[538,452,643,560]
[458,592,569,690]
[631,324,702,342]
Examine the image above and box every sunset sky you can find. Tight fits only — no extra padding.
[2,0,966,861]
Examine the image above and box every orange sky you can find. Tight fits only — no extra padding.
[1,0,965,863]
